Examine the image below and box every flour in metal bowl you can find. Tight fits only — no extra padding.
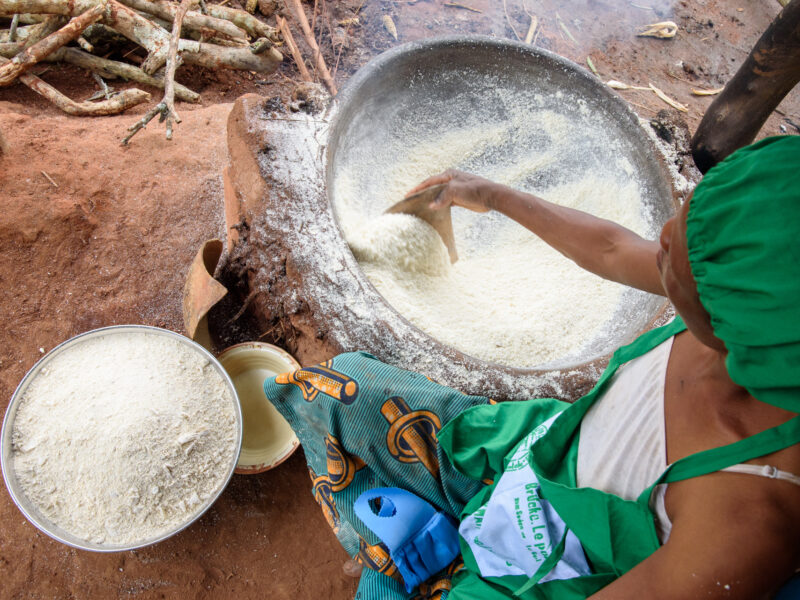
[333,91,655,369]
[7,327,240,549]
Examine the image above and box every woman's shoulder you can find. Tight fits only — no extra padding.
[668,462,800,588]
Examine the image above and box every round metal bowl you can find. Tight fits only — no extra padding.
[0,325,243,552]
[326,36,678,370]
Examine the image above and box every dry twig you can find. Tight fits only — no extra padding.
[121,100,165,144]
[502,0,520,40]
[91,71,111,98]
[606,79,650,90]
[524,14,537,44]
[691,87,724,96]
[276,14,311,82]
[75,34,92,51]
[41,170,57,186]
[286,0,336,94]
[649,83,687,112]
[9,13,19,39]
[160,0,193,139]
[332,0,364,79]
[443,2,481,13]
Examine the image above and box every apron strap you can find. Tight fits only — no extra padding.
[658,414,800,485]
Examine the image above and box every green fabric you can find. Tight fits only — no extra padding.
[686,135,800,412]
[441,398,571,596]
[446,315,800,598]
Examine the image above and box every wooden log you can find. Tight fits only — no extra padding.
[21,71,150,113]
[116,0,247,42]
[0,3,103,86]
[203,3,277,40]
[52,46,200,102]
[691,0,800,173]
[0,53,150,113]
[0,0,281,73]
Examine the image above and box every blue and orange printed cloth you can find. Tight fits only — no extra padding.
[263,351,490,599]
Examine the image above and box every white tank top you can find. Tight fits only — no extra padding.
[575,336,800,544]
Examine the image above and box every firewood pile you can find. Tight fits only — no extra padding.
[0,0,283,141]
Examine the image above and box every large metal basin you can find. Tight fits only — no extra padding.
[326,36,677,372]
[239,35,681,400]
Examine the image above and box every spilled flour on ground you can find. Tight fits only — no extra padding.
[333,102,652,368]
[11,331,238,546]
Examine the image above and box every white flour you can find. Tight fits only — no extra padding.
[333,105,650,368]
[11,331,238,546]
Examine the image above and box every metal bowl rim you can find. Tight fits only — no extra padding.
[1,324,243,553]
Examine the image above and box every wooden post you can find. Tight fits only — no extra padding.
[691,0,800,173]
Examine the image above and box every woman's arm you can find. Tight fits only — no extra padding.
[408,170,666,296]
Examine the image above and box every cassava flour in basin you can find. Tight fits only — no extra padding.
[333,96,655,368]
[11,330,238,547]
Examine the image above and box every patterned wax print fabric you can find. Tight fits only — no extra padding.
[263,351,568,599]
[687,135,800,412]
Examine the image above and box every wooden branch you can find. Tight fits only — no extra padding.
[49,46,200,101]
[116,0,247,42]
[14,13,45,23]
[1,54,150,113]
[76,34,93,51]
[8,13,19,39]
[0,41,24,54]
[5,14,65,44]
[204,3,278,40]
[177,38,281,70]
[0,2,104,86]
[161,0,192,139]
[121,100,164,144]
[691,0,800,172]
[1,15,68,53]
[285,0,336,94]
[276,14,310,82]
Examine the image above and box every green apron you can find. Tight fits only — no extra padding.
[441,317,800,599]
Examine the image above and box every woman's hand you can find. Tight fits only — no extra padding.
[404,169,502,213]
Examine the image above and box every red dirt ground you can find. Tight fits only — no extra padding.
[0,0,797,598]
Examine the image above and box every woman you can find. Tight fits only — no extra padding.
[264,136,800,599]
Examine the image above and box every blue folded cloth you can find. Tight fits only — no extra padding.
[354,487,461,593]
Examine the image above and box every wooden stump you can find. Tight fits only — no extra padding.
[691,0,800,173]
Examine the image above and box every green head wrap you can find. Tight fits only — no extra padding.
[687,135,800,412]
